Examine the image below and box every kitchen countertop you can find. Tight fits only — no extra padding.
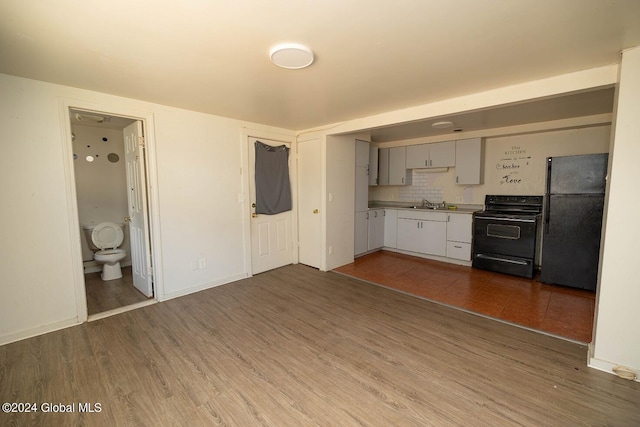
[368,202,482,214]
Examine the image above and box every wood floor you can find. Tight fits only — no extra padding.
[85,267,150,315]
[335,251,596,343]
[2,264,638,426]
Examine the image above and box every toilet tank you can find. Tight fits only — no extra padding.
[82,224,99,251]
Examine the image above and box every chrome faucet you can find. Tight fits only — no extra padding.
[421,198,447,209]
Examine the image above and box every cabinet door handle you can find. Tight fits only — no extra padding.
[401,177,404,184]
[366,213,369,219]
[456,176,459,183]
[425,160,428,167]
[374,211,377,218]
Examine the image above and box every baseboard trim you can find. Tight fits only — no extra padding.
[588,343,640,382]
[0,317,81,346]
[159,272,249,301]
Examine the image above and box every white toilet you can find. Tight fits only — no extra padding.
[83,222,127,281]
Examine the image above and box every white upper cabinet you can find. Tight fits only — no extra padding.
[379,147,411,185]
[355,139,370,211]
[455,138,484,185]
[405,141,455,169]
[429,141,456,167]
[378,147,389,185]
[355,139,370,168]
[405,144,429,169]
[369,146,379,186]
[388,146,411,185]
[355,166,369,212]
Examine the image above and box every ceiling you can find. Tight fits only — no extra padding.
[368,86,616,142]
[2,1,640,138]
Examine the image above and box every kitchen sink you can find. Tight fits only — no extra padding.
[407,205,449,210]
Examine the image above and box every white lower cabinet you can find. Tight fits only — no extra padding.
[380,209,473,263]
[354,211,369,256]
[355,209,385,256]
[396,211,447,256]
[383,209,398,248]
[368,209,385,251]
[446,213,473,261]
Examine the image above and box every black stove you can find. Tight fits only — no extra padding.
[472,195,543,278]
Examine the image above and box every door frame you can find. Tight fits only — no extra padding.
[240,128,298,276]
[59,99,163,322]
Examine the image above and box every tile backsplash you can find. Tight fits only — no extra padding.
[398,171,444,203]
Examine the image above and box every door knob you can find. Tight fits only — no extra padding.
[251,203,256,208]
[252,213,258,218]
[313,209,319,214]
[124,216,131,222]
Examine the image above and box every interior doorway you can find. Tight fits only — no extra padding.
[69,109,155,318]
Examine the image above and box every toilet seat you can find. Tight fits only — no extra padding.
[95,248,126,256]
[91,222,124,249]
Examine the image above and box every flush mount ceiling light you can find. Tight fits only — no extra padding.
[270,43,314,69]
[75,112,109,124]
[431,120,454,129]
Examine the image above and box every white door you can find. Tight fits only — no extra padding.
[124,121,153,297]
[248,137,294,274]
[298,139,321,268]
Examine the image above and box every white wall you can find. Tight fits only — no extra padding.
[324,135,356,270]
[369,126,611,205]
[0,73,293,344]
[590,46,640,379]
[0,74,80,340]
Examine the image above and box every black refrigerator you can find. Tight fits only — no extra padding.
[541,153,608,291]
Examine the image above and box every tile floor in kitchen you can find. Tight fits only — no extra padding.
[334,250,596,343]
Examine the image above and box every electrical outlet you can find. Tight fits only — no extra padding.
[198,258,207,269]
[456,196,463,203]
[328,245,334,255]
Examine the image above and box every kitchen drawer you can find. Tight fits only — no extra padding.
[446,241,471,261]
[397,210,447,222]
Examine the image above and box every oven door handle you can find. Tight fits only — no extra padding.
[474,216,536,223]
[475,254,529,265]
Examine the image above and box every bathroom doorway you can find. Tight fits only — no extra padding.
[70,109,155,317]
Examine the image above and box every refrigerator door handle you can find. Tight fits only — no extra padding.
[545,158,552,232]
[545,194,551,231]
